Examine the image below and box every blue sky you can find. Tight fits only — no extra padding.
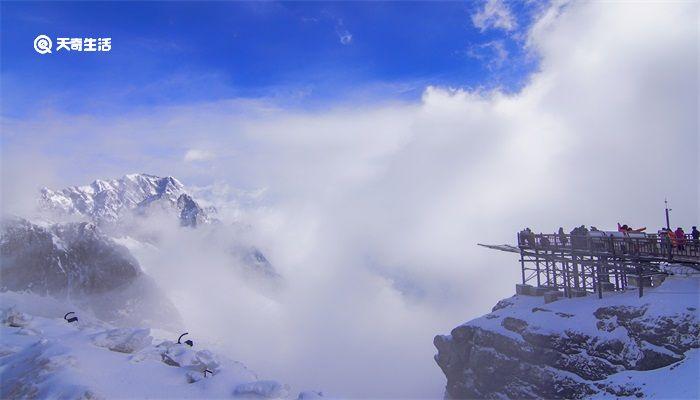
[1,1,539,117]
[0,4,697,395]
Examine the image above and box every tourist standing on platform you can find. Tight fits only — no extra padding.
[570,225,589,249]
[519,228,536,247]
[524,228,536,247]
[675,227,686,251]
[692,226,699,247]
[558,227,568,246]
[649,231,659,254]
[659,228,670,253]
[667,228,677,248]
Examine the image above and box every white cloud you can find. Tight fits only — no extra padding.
[472,0,517,32]
[336,19,353,45]
[2,1,697,397]
[338,31,352,45]
[466,40,509,69]
[183,148,214,162]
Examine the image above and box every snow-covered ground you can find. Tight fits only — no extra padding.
[593,348,699,399]
[0,291,320,399]
[435,273,700,398]
[469,275,700,345]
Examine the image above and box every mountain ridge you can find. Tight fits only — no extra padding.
[39,173,212,227]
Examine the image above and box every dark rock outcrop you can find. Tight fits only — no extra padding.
[176,193,208,227]
[434,279,699,398]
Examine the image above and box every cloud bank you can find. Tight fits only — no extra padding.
[1,1,698,398]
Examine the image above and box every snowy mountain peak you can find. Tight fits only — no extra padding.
[39,173,211,227]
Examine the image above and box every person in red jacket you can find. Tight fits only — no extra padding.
[675,227,686,251]
[667,228,677,249]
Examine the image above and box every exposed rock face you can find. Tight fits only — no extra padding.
[232,246,280,280]
[1,218,139,296]
[434,277,700,399]
[0,218,181,328]
[39,173,212,227]
[176,193,208,227]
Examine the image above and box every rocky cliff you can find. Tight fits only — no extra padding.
[0,217,181,328]
[434,274,699,399]
[1,218,139,296]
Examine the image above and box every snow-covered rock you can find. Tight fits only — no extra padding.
[92,328,153,354]
[39,173,213,227]
[233,380,290,399]
[2,307,34,329]
[159,341,222,373]
[434,274,700,399]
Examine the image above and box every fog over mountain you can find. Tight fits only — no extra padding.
[1,1,698,398]
[0,217,181,329]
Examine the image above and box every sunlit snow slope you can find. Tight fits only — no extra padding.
[0,292,321,399]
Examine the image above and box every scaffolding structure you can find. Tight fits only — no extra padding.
[516,231,700,298]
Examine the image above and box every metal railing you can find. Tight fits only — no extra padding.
[517,231,700,263]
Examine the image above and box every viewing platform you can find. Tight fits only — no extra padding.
[481,230,700,300]
[518,231,700,265]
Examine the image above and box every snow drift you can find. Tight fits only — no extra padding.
[0,294,307,399]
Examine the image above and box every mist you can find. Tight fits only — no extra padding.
[1,1,697,398]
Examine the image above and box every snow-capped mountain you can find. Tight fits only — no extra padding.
[35,173,281,284]
[434,273,699,399]
[39,173,212,227]
[0,174,298,398]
